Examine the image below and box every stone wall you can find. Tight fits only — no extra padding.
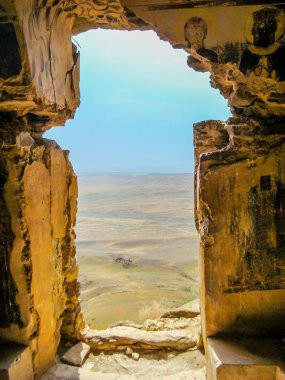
[194,118,285,337]
[0,136,84,376]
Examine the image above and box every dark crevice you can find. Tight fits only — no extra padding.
[0,157,23,328]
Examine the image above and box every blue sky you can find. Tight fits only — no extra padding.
[45,29,230,174]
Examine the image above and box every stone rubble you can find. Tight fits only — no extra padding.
[40,302,204,379]
[40,350,206,380]
[126,347,133,355]
[131,352,140,361]
[15,132,35,147]
[61,342,91,367]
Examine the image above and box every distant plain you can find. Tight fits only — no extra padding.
[76,174,198,329]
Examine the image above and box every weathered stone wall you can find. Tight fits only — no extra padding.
[0,135,84,376]
[0,0,132,133]
[194,118,285,337]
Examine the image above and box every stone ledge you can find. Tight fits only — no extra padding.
[161,299,200,319]
[84,325,199,352]
[206,337,285,380]
[0,344,33,380]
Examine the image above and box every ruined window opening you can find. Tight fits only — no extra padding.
[45,29,230,329]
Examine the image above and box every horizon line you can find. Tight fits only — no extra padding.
[77,171,194,176]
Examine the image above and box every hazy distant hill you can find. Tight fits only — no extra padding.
[75,174,199,329]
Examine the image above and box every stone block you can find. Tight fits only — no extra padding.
[61,342,91,367]
[0,345,33,380]
[206,337,285,380]
[161,299,200,319]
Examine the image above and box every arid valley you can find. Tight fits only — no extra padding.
[76,174,198,329]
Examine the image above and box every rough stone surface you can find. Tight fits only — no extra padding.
[109,320,143,330]
[206,337,285,379]
[131,352,140,361]
[161,299,200,319]
[85,325,199,352]
[0,344,33,380]
[143,317,197,331]
[61,342,91,367]
[0,138,85,376]
[40,349,206,380]
[0,0,133,134]
[126,347,133,355]
[15,132,34,147]
[194,118,285,339]
[82,313,201,353]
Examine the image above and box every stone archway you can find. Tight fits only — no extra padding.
[0,1,285,379]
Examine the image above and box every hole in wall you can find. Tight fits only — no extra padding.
[45,29,230,329]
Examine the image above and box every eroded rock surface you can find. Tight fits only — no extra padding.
[40,350,206,380]
[194,118,285,337]
[42,310,203,378]
[80,307,200,354]
[0,137,85,376]
[61,342,91,367]
[82,304,201,353]
[85,325,199,352]
[161,298,200,319]
[0,344,33,380]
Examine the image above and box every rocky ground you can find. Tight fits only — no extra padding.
[41,350,205,380]
[41,300,205,379]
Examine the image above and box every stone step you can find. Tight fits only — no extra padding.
[0,344,33,380]
[84,325,199,352]
[40,363,206,380]
[207,337,285,380]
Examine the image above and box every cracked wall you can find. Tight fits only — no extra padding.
[0,137,85,376]
[194,119,285,337]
